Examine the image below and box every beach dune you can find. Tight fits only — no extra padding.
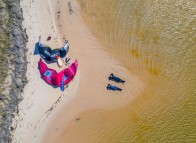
[12,0,143,143]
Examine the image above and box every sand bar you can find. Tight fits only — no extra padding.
[12,0,143,142]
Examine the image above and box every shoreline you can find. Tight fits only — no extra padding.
[0,0,27,142]
[11,0,143,143]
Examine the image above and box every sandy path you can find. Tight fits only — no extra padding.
[12,0,143,143]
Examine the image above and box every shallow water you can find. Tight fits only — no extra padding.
[63,0,196,142]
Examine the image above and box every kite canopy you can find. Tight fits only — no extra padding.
[39,58,78,88]
[38,37,69,62]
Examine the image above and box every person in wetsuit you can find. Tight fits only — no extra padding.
[106,84,122,91]
[108,73,125,83]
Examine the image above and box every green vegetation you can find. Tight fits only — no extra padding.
[0,0,12,127]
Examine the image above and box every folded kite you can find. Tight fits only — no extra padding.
[38,36,69,62]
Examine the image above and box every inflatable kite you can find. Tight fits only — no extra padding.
[39,58,78,91]
[38,36,69,62]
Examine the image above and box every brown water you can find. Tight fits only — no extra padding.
[63,0,196,142]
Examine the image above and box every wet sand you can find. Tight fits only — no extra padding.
[12,0,143,143]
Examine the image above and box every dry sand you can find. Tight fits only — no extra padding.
[12,0,143,143]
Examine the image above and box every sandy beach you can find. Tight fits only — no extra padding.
[12,0,143,142]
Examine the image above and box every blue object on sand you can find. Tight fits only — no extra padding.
[106,84,122,91]
[108,73,125,84]
[61,80,65,91]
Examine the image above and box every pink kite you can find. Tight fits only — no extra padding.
[39,58,78,90]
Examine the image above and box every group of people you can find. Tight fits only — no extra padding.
[107,73,125,91]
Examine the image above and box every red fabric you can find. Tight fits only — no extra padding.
[39,58,78,87]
